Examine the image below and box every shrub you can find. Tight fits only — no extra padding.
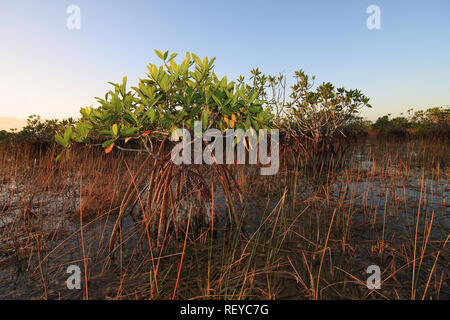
[57,50,273,156]
[372,107,450,137]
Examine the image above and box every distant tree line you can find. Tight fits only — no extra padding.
[1,106,448,148]
[371,107,449,136]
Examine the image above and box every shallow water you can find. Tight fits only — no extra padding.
[0,138,448,298]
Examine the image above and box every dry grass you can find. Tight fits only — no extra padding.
[0,135,448,300]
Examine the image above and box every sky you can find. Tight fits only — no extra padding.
[0,0,449,121]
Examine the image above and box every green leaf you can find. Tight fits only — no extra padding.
[248,91,258,103]
[80,107,90,118]
[112,124,118,136]
[249,106,261,114]
[124,113,138,125]
[189,105,201,117]
[55,134,66,147]
[159,75,170,92]
[147,109,157,124]
[175,110,187,122]
[155,50,164,60]
[211,95,222,107]
[201,109,210,129]
[102,139,116,148]
[63,127,72,145]
[122,127,139,136]
[192,53,202,67]
[251,117,259,130]
[55,151,64,163]
[245,117,251,130]
[168,53,178,61]
[75,123,88,140]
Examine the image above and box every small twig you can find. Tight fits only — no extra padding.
[114,145,164,161]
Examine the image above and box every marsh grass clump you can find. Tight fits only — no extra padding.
[0,134,448,299]
[0,51,448,300]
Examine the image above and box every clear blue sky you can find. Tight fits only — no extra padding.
[0,0,449,121]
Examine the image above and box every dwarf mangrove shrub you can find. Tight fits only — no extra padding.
[0,115,73,152]
[372,106,450,136]
[55,50,274,157]
[55,50,375,159]
[53,51,283,248]
[51,50,375,249]
[0,130,12,141]
[285,70,371,140]
[262,69,372,162]
[409,106,449,135]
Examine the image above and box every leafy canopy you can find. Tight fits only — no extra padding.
[57,50,274,154]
